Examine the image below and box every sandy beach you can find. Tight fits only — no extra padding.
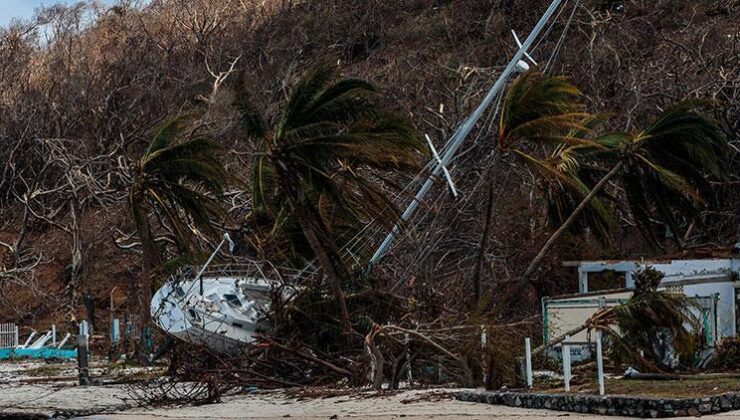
[2,360,740,419]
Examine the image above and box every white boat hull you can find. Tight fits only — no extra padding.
[151,276,274,355]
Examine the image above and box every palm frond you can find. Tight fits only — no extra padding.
[151,158,232,193]
[292,78,378,128]
[131,117,234,257]
[279,63,337,134]
[620,102,728,243]
[499,72,588,149]
[524,146,615,242]
[249,63,424,267]
[609,267,701,371]
[252,153,277,218]
[143,138,223,169]
[146,115,189,158]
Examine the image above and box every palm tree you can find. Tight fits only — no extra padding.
[235,64,424,337]
[129,116,232,330]
[521,101,729,280]
[473,72,604,304]
[531,266,700,372]
[606,267,700,371]
[492,72,728,285]
[475,72,608,303]
[497,72,612,234]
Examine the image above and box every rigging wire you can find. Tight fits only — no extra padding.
[530,0,570,55]
[383,1,584,284]
[544,0,580,74]
[378,0,580,280]
[356,1,579,271]
[392,93,506,283]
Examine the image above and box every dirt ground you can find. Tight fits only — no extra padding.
[2,360,740,419]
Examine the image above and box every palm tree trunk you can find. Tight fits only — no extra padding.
[131,195,160,353]
[293,202,353,337]
[521,160,625,281]
[472,157,511,306]
[276,167,354,339]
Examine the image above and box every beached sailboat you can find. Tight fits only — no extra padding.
[150,234,308,354]
[151,268,272,355]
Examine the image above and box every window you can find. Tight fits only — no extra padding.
[187,309,201,321]
[588,270,626,291]
[224,294,242,307]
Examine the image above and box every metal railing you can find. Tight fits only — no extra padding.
[186,259,319,286]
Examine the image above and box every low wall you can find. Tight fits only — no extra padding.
[456,390,740,418]
[0,348,77,360]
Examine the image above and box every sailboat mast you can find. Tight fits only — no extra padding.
[367,0,566,271]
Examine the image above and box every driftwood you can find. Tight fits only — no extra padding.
[268,340,354,378]
[379,325,473,385]
[623,371,680,381]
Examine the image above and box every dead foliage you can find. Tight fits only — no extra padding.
[707,338,740,372]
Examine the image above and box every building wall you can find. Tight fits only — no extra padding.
[575,259,738,339]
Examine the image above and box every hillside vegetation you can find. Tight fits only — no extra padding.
[0,0,738,387]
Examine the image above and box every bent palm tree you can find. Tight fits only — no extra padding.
[473,72,610,303]
[483,72,610,302]
[531,266,700,372]
[129,116,232,329]
[498,72,612,238]
[522,101,729,280]
[236,64,423,336]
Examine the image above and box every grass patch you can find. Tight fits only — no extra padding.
[535,375,740,398]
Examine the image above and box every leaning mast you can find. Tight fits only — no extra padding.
[367,0,566,278]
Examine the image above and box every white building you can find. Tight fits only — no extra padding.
[543,258,740,360]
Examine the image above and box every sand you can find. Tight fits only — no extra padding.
[2,360,739,419]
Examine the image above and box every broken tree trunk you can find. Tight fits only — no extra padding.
[365,324,385,390]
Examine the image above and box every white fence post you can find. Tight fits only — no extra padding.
[78,321,90,385]
[562,335,571,392]
[29,331,52,349]
[525,337,533,389]
[57,333,71,349]
[596,330,605,396]
[0,323,18,349]
[480,325,488,384]
[51,324,56,346]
